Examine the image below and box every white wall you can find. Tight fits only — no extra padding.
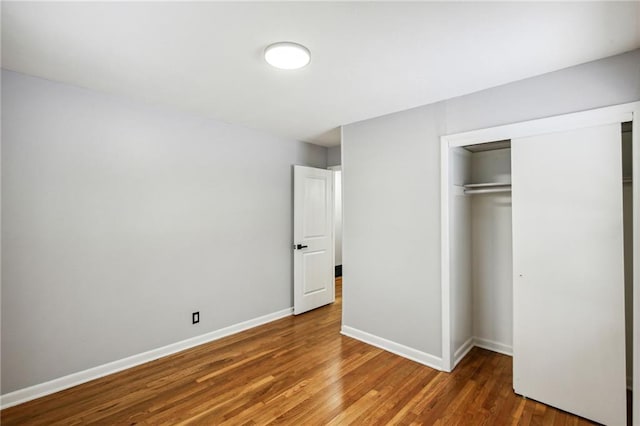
[1,70,327,394]
[342,49,640,362]
[470,149,513,351]
[471,194,514,349]
[328,151,342,267]
[470,149,511,184]
[449,149,472,359]
[333,169,343,266]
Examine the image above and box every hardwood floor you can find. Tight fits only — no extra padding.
[2,277,596,425]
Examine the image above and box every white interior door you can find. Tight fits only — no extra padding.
[293,165,334,315]
[512,124,626,425]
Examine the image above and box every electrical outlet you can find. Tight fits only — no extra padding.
[192,311,200,324]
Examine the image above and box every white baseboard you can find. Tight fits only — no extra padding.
[453,338,475,367]
[0,307,293,410]
[340,326,443,371]
[450,337,513,369]
[473,337,513,357]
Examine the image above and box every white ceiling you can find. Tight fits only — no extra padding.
[2,2,639,147]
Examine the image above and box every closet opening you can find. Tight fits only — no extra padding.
[449,127,634,381]
[449,139,513,364]
[442,106,638,426]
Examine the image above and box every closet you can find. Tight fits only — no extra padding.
[442,104,638,426]
[449,141,513,362]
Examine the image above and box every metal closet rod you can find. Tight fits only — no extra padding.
[464,177,633,194]
[464,187,512,195]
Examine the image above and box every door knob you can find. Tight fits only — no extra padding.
[294,244,308,250]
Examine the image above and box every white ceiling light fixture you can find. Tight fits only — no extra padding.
[264,42,311,70]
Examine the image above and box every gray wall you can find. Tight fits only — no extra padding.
[342,103,446,355]
[327,146,341,167]
[342,49,640,359]
[1,70,327,393]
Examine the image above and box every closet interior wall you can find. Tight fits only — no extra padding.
[449,146,513,364]
[470,148,513,355]
[449,147,472,360]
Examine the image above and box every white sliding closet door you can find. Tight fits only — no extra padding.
[512,124,626,426]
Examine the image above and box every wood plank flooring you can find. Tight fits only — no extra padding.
[1,278,596,425]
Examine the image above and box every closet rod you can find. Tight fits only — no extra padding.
[463,182,511,189]
[464,187,512,195]
[464,178,631,194]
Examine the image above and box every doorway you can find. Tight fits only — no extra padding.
[328,165,342,279]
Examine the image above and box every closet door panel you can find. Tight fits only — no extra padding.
[512,124,625,426]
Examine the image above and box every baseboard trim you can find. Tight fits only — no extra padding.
[451,337,513,369]
[340,326,443,371]
[453,338,475,368]
[0,307,293,409]
[335,265,342,277]
[473,337,513,357]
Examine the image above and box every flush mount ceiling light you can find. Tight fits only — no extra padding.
[264,42,310,70]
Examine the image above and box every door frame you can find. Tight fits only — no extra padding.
[440,101,640,424]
